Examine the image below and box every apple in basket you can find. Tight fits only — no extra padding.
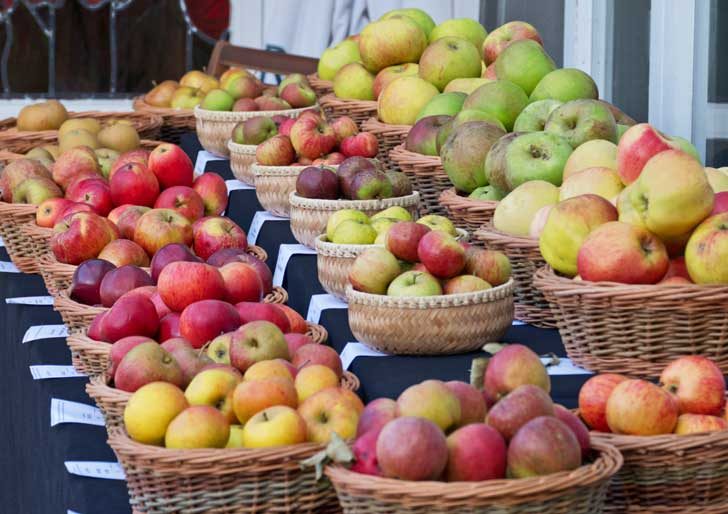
[193,172,229,216]
[376,417,448,481]
[298,387,363,443]
[133,208,193,257]
[340,132,378,158]
[446,423,507,481]
[158,313,182,341]
[123,382,189,446]
[206,249,274,296]
[65,177,113,217]
[445,381,487,427]
[180,299,242,349]
[484,344,551,400]
[235,302,290,332]
[291,343,343,379]
[242,406,308,448]
[109,148,150,179]
[157,261,227,312]
[164,405,230,449]
[553,405,591,457]
[52,146,101,191]
[506,416,581,478]
[98,294,159,342]
[185,367,241,423]
[578,373,628,432]
[50,211,119,265]
[486,384,555,440]
[70,259,116,305]
[97,239,150,268]
[255,134,296,166]
[289,114,337,160]
[219,262,263,303]
[161,337,210,387]
[606,379,679,435]
[108,204,150,239]
[674,414,728,435]
[150,242,202,282]
[192,216,248,260]
[99,264,154,307]
[357,398,398,437]
[148,143,194,189]
[660,356,726,416]
[331,116,358,143]
[109,161,160,207]
[397,380,461,432]
[35,198,75,228]
[229,321,290,373]
[232,377,298,425]
[154,186,205,223]
[482,21,543,64]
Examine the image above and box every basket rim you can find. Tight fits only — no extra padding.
[319,93,377,109]
[289,190,420,211]
[194,104,316,121]
[132,95,197,116]
[314,228,468,256]
[227,139,258,154]
[252,162,339,177]
[590,424,728,451]
[0,110,164,137]
[346,278,514,308]
[389,143,441,164]
[473,222,539,247]
[439,187,500,209]
[362,116,412,131]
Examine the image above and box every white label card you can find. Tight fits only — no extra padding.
[23,324,68,343]
[64,461,125,481]
[272,244,316,287]
[194,150,226,174]
[541,357,592,376]
[0,261,20,273]
[50,399,104,427]
[247,210,289,245]
[6,296,54,306]
[306,294,348,324]
[225,179,254,193]
[340,342,390,370]
[67,510,82,514]
[30,365,85,380]
[0,236,5,247]
[512,320,526,326]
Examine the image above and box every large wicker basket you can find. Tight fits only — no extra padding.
[289,191,420,248]
[194,105,314,157]
[439,187,498,233]
[533,266,728,377]
[252,163,338,218]
[0,201,38,273]
[228,139,257,185]
[307,73,334,97]
[361,117,411,171]
[474,223,555,329]
[132,96,196,143]
[346,280,514,355]
[389,145,450,216]
[319,94,378,128]
[326,440,622,514]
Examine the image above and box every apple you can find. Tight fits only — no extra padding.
[88,312,107,340]
[275,304,307,334]
[207,249,273,295]
[418,37,481,91]
[564,139,618,179]
[206,331,234,364]
[397,379,460,432]
[1,159,52,201]
[405,115,451,156]
[387,270,443,296]
[358,16,427,72]
[416,230,465,279]
[445,381,487,426]
[244,359,295,382]
[333,62,375,100]
[157,261,226,312]
[164,405,230,449]
[289,115,337,160]
[232,377,297,425]
[100,294,159,342]
[150,242,201,282]
[484,343,550,400]
[606,379,679,435]
[494,39,555,96]
[446,423,506,481]
[161,337,208,386]
[482,21,542,65]
[384,221,429,262]
[36,198,75,228]
[114,340,182,392]
[242,406,307,448]
[336,157,377,199]
[65,177,113,216]
[461,79,528,131]
[179,299,241,349]
[70,259,116,305]
[153,186,205,222]
[464,248,511,286]
[109,162,160,207]
[442,275,491,294]
[674,413,728,435]
[95,239,148,269]
[377,76,439,125]
[234,116,276,146]
[340,133,378,158]
[193,172,229,216]
[553,404,591,457]
[294,364,339,403]
[193,216,247,261]
[254,96,292,111]
[431,17,487,49]
[184,368,241,423]
[52,146,101,190]
[109,335,155,377]
[348,247,401,294]
[660,356,726,416]
[148,143,193,188]
[350,428,382,476]
[298,387,362,443]
[578,374,628,432]
[228,320,289,372]
[232,98,260,112]
[123,382,188,445]
[504,131,572,189]
[330,116,358,143]
[507,416,581,478]
[109,205,150,239]
[99,264,153,306]
[529,68,599,103]
[546,101,616,151]
[685,213,728,284]
[560,167,623,202]
[348,167,393,200]
[356,398,398,437]
[373,63,419,99]
[219,262,263,304]
[441,120,506,193]
[376,416,448,480]
[512,99,562,132]
[295,166,339,200]
[50,211,118,265]
[133,208,193,256]
[616,124,689,185]
[9,175,63,205]
[225,75,263,100]
[291,343,343,379]
[284,333,313,356]
[379,7,434,37]
[318,39,361,80]
[235,302,290,332]
[486,384,554,440]
[255,134,296,166]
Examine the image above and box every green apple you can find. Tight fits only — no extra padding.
[95,148,120,178]
[440,121,506,193]
[416,92,466,121]
[371,206,412,222]
[462,80,528,131]
[435,119,456,153]
[530,68,598,103]
[544,99,617,148]
[504,132,572,189]
[333,63,376,100]
[418,37,482,91]
[332,219,377,244]
[485,132,522,192]
[200,88,235,111]
[371,217,399,236]
[430,18,487,49]
[444,78,492,94]
[453,109,506,132]
[277,73,308,95]
[417,214,457,236]
[494,40,556,96]
[513,99,563,132]
[326,209,370,241]
[378,76,439,125]
[380,8,435,38]
[318,39,361,81]
[387,270,443,296]
[374,232,388,245]
[616,124,630,141]
[360,17,427,73]
[671,135,701,162]
[469,185,506,201]
[493,181,560,237]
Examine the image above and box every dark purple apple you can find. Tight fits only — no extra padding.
[337,156,376,199]
[405,115,452,156]
[150,243,202,282]
[99,265,154,307]
[70,259,116,306]
[295,166,340,199]
[349,168,393,200]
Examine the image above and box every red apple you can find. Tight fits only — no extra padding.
[291,343,343,379]
[97,239,150,268]
[274,304,307,334]
[114,341,183,392]
[350,428,382,476]
[554,404,590,457]
[193,216,248,260]
[50,211,118,265]
[133,208,193,256]
[445,381,487,427]
[464,248,512,287]
[148,143,194,189]
[100,294,159,342]
[376,417,448,481]
[179,299,242,348]
[109,149,150,179]
[52,146,101,190]
[662,256,691,282]
[660,356,727,416]
[108,204,150,239]
[64,177,113,217]
[578,373,628,432]
[109,335,155,377]
[59,202,94,218]
[158,312,182,341]
[99,264,154,307]
[446,423,507,481]
[219,262,263,303]
[278,117,296,137]
[157,261,226,312]
[616,123,681,185]
[331,116,359,143]
[70,259,117,306]
[36,198,75,228]
[284,333,314,356]
[160,337,209,387]
[109,162,160,207]
[356,398,398,437]
[206,248,273,295]
[417,230,465,278]
[154,186,205,222]
[149,291,171,319]
[289,115,337,160]
[506,416,581,478]
[711,191,728,216]
[255,134,296,166]
[340,132,378,158]
[385,221,430,262]
[674,413,728,435]
[606,379,679,435]
[485,384,554,440]
[192,172,228,216]
[235,302,290,332]
[482,21,543,65]
[150,243,202,282]
[484,344,550,400]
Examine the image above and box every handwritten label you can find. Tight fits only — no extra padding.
[272,244,316,287]
[225,179,255,193]
[64,461,125,480]
[23,324,68,343]
[30,365,85,380]
[0,261,20,273]
[193,150,226,174]
[246,210,288,245]
[306,294,348,324]
[51,399,104,427]
[6,296,54,306]
[340,342,390,370]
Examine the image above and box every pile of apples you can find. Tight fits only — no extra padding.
[349,344,590,481]
[578,355,728,436]
[253,112,379,167]
[144,69,317,112]
[348,220,510,296]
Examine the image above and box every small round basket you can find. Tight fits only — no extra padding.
[228,139,257,185]
[289,191,420,248]
[439,187,498,233]
[253,164,339,218]
[361,117,411,171]
[319,94,378,128]
[389,145,450,216]
[533,266,728,377]
[307,73,334,97]
[474,223,555,328]
[194,105,314,157]
[326,440,622,514]
[346,279,514,355]
[132,96,196,144]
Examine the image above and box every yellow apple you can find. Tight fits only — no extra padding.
[371,206,411,222]
[493,180,560,236]
[164,405,230,449]
[226,424,246,448]
[242,406,307,448]
[416,214,457,236]
[243,359,295,382]
[396,380,460,431]
[295,364,339,403]
[444,77,492,94]
[184,368,241,424]
[617,184,646,229]
[562,139,617,180]
[685,213,728,284]
[559,167,624,202]
[298,387,362,443]
[378,76,439,125]
[124,382,188,446]
[232,377,298,425]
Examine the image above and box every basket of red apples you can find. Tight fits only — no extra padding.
[577,355,728,511]
[288,155,418,248]
[345,223,514,354]
[252,112,380,217]
[322,347,622,514]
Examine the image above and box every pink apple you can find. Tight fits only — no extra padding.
[148,143,194,189]
[109,335,155,376]
[97,239,150,268]
[331,116,359,143]
[660,356,726,416]
[154,185,205,222]
[150,242,202,282]
[711,191,728,216]
[192,173,228,216]
[289,114,337,160]
[109,162,160,207]
[356,398,398,437]
[578,373,628,432]
[445,423,507,481]
[340,132,378,158]
[219,262,263,303]
[65,177,114,217]
[36,198,75,228]
[193,216,248,260]
[417,230,466,278]
[157,261,227,312]
[284,333,313,356]
[445,381,487,426]
[278,117,296,137]
[109,149,150,179]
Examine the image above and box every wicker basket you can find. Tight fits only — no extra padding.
[194,105,314,157]
[346,279,514,355]
[132,96,196,144]
[289,191,420,248]
[253,163,339,218]
[361,117,411,171]
[228,139,257,185]
[0,201,38,273]
[439,187,498,233]
[389,145,450,216]
[533,266,728,377]
[319,94,378,128]
[326,440,622,514]
[21,222,52,260]
[308,73,334,97]
[474,223,555,329]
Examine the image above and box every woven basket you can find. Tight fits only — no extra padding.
[474,223,555,329]
[591,430,728,512]
[308,73,334,97]
[228,139,257,185]
[132,96,196,144]
[439,187,498,233]
[319,94,378,128]
[361,117,411,171]
[22,222,52,260]
[346,279,514,355]
[289,191,420,248]
[0,201,38,272]
[533,266,728,377]
[326,440,621,514]
[253,164,338,218]
[389,145,450,216]
[194,105,314,158]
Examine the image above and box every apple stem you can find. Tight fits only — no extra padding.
[262,411,269,422]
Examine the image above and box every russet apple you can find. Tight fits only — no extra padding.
[674,413,728,435]
[376,416,448,480]
[164,405,230,449]
[446,423,506,481]
[507,416,581,478]
[157,261,226,311]
[685,213,728,284]
[184,368,242,423]
[179,299,241,348]
[606,379,679,435]
[114,341,182,392]
[529,68,598,103]
[397,379,461,432]
[242,405,307,448]
[484,344,550,399]
[50,211,118,265]
[99,264,154,307]
[578,373,628,432]
[97,239,150,268]
[233,377,297,425]
[441,120,506,192]
[70,259,116,305]
[660,356,726,415]
[192,172,228,216]
[124,382,188,445]
[133,208,193,256]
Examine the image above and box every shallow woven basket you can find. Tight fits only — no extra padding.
[228,139,257,185]
[132,96,196,144]
[346,279,514,355]
[319,94,377,128]
[361,117,411,171]
[194,105,314,157]
[0,201,38,272]
[533,266,728,376]
[591,430,728,511]
[439,187,498,233]
[21,222,52,260]
[474,223,555,329]
[389,145,450,216]
[326,440,621,514]
[253,164,338,218]
[307,73,334,97]
[288,191,420,248]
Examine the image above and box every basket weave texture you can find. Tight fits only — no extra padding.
[533,265,728,376]
[315,235,372,301]
[474,223,555,328]
[228,140,257,185]
[389,145,450,216]
[307,73,334,97]
[132,96,196,143]
[253,164,339,218]
[439,187,498,233]
[361,117,410,171]
[0,202,38,273]
[319,94,378,128]
[346,279,514,355]
[289,191,420,248]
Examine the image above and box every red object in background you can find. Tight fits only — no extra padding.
[185,0,230,40]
